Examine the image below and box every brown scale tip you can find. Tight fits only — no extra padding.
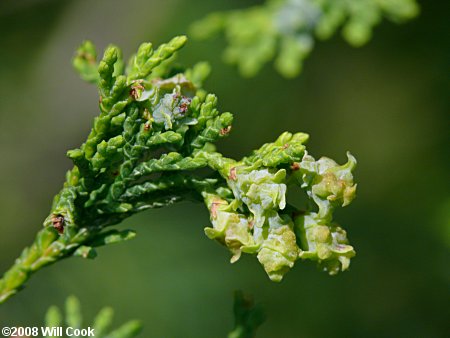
[210,202,220,219]
[51,214,65,234]
[179,102,189,113]
[220,126,232,136]
[210,200,226,219]
[290,162,300,171]
[248,220,254,230]
[229,167,237,181]
[79,52,96,64]
[130,81,144,100]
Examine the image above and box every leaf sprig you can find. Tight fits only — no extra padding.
[41,292,262,338]
[228,291,265,338]
[190,0,419,77]
[45,296,142,338]
[0,36,357,304]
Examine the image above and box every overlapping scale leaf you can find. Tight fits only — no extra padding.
[243,131,309,167]
[127,36,187,81]
[65,36,235,230]
[73,41,99,84]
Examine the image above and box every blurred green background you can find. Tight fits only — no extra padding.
[0,0,448,337]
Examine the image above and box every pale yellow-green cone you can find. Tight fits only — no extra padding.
[295,212,355,275]
[296,151,357,220]
[257,224,300,282]
[203,193,256,263]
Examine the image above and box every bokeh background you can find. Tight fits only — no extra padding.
[0,0,448,337]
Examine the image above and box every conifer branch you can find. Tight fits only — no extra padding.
[190,0,419,77]
[0,36,358,304]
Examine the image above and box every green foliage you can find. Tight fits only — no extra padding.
[190,0,419,77]
[200,132,357,282]
[45,296,142,338]
[0,36,358,303]
[228,291,265,338]
[43,293,262,338]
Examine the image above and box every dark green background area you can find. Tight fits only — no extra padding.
[0,0,448,337]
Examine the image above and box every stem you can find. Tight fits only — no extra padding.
[0,190,189,304]
[0,228,57,303]
[0,226,94,304]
